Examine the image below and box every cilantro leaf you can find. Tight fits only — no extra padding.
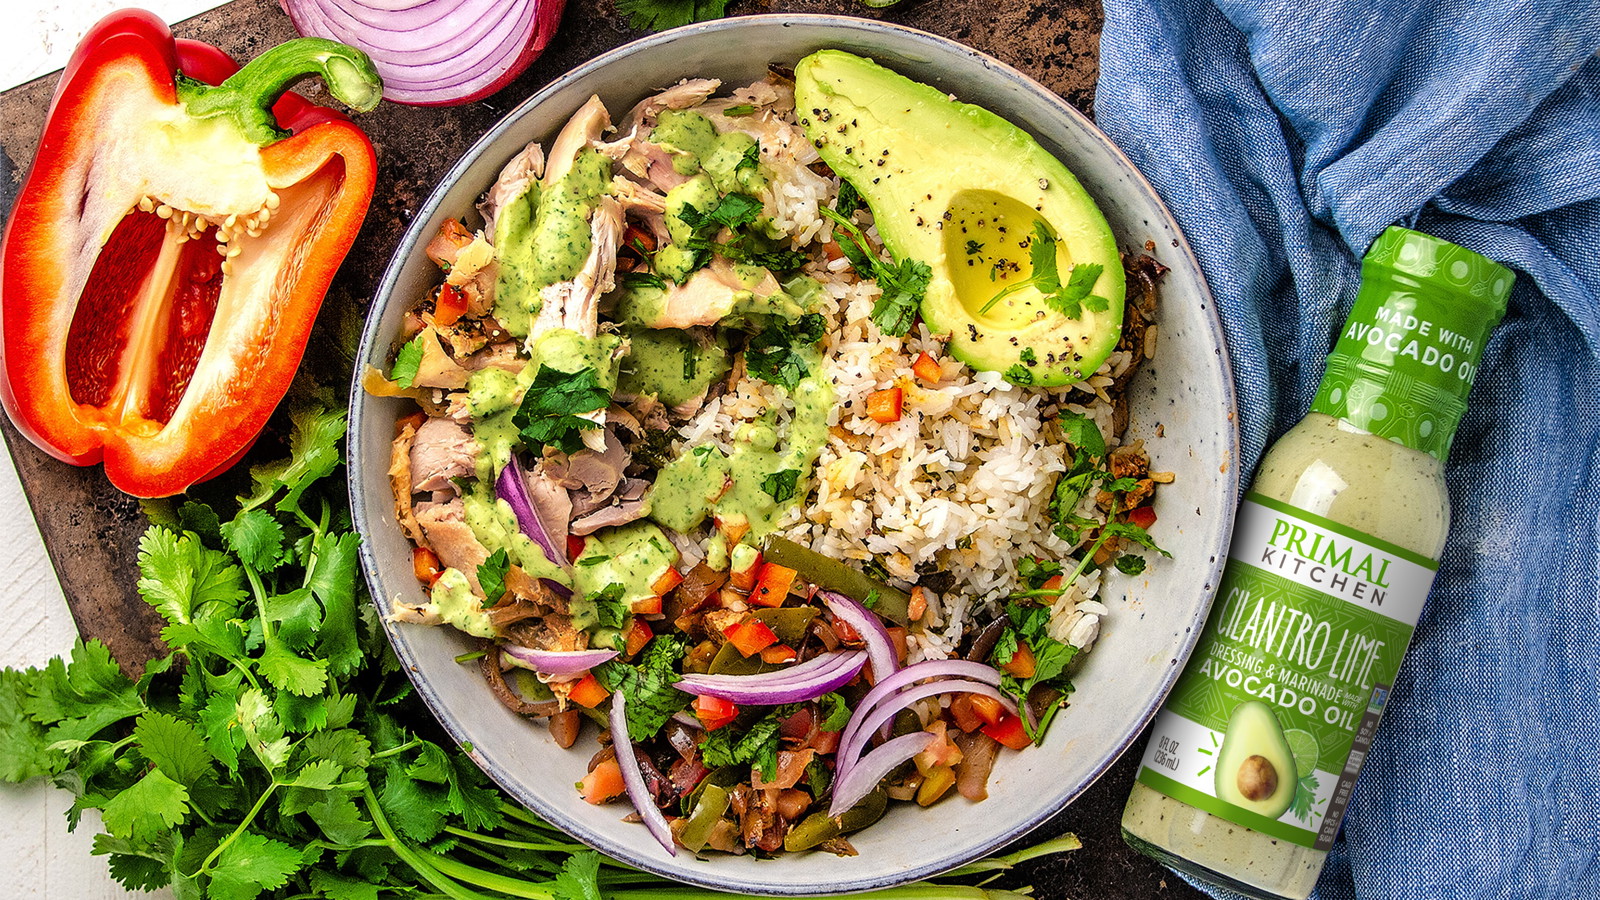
[389,334,425,388]
[613,0,729,31]
[206,831,303,900]
[553,850,604,900]
[1058,411,1107,458]
[134,712,213,787]
[723,103,757,117]
[513,366,610,456]
[0,668,56,781]
[594,637,691,743]
[835,179,864,217]
[761,469,800,503]
[746,314,826,389]
[978,221,1107,321]
[1114,554,1148,575]
[101,769,189,844]
[700,705,795,782]
[221,509,284,573]
[137,527,245,628]
[1004,363,1035,386]
[478,548,512,607]
[679,192,763,231]
[241,406,347,516]
[307,531,363,678]
[817,693,852,732]
[1016,557,1063,590]
[820,207,929,337]
[621,272,666,291]
[586,583,629,632]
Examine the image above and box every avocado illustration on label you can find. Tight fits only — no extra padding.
[1214,700,1299,820]
[794,50,1126,386]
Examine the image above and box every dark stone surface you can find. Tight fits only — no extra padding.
[0,1,1201,896]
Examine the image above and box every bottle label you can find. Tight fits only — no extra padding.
[1135,493,1438,850]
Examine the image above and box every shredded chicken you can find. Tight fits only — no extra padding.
[389,419,425,544]
[410,417,479,494]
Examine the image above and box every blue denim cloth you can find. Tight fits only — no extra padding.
[1095,1,1600,896]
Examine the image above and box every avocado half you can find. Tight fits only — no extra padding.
[793,50,1125,386]
[1214,700,1298,820]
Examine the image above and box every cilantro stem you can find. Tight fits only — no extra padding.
[443,826,588,855]
[371,736,424,760]
[362,787,501,900]
[192,782,278,877]
[425,851,558,900]
[944,833,1084,876]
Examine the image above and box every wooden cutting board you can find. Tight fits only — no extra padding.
[0,1,1199,896]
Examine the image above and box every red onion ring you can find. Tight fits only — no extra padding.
[849,658,1004,742]
[501,646,616,675]
[280,0,563,106]
[820,591,899,687]
[608,689,677,856]
[674,650,866,704]
[834,678,1015,784]
[828,731,936,817]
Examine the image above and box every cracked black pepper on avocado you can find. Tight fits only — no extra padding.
[372,51,1170,857]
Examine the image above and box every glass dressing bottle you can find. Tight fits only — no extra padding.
[1120,227,1513,899]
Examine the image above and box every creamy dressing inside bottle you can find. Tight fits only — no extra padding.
[1122,228,1514,898]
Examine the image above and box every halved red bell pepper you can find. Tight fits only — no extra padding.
[0,10,381,497]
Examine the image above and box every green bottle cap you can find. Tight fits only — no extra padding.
[1310,227,1513,461]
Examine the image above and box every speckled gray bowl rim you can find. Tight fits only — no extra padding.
[350,14,1238,895]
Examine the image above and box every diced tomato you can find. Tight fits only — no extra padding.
[950,694,984,733]
[652,567,685,596]
[866,387,903,424]
[568,673,610,709]
[982,713,1033,751]
[1001,640,1037,679]
[579,758,626,804]
[434,283,468,327]
[1127,505,1158,530]
[885,626,909,664]
[750,562,797,608]
[694,695,739,731]
[968,694,1006,728]
[760,644,798,664]
[723,617,779,657]
[730,550,763,591]
[832,616,861,643]
[911,352,942,384]
[624,619,654,658]
[567,535,586,561]
[412,547,443,587]
[631,595,663,616]
[396,411,427,434]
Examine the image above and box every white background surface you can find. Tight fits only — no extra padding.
[0,4,224,896]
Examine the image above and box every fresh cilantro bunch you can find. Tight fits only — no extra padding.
[821,206,931,337]
[614,0,731,31]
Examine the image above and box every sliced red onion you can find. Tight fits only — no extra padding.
[609,689,677,856]
[850,658,1004,742]
[675,650,866,705]
[820,591,899,687]
[496,455,568,568]
[280,0,563,106]
[835,679,1015,784]
[828,730,936,817]
[502,645,616,675]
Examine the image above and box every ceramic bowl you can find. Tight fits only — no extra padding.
[349,15,1238,895]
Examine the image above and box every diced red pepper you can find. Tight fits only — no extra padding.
[630,595,663,616]
[982,713,1033,751]
[949,694,984,733]
[730,550,763,591]
[693,695,739,732]
[911,352,942,384]
[968,694,1006,729]
[652,567,684,596]
[723,617,779,657]
[1127,505,1158,530]
[433,283,468,327]
[885,626,909,664]
[1040,574,1066,595]
[396,411,426,434]
[567,673,609,709]
[579,758,626,804]
[412,547,443,587]
[866,387,903,424]
[760,644,799,665]
[750,562,797,608]
[624,619,654,658]
[1001,640,1037,679]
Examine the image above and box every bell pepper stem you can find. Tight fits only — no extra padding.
[181,37,382,145]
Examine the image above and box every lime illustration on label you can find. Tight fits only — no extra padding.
[1136,495,1438,850]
